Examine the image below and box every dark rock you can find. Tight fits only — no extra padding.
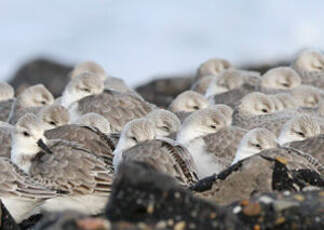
[0,200,19,230]
[195,149,324,205]
[243,61,290,75]
[106,161,223,229]
[19,214,42,230]
[9,58,73,97]
[135,61,290,108]
[210,81,261,108]
[34,210,170,230]
[105,161,324,229]
[135,75,193,108]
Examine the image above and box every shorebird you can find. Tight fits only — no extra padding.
[290,85,323,108]
[74,112,112,135]
[146,109,181,138]
[191,75,214,95]
[208,69,301,107]
[278,115,321,145]
[61,72,104,108]
[8,84,54,124]
[0,82,14,101]
[205,69,260,97]
[176,108,232,178]
[68,89,155,133]
[208,79,261,107]
[291,49,324,85]
[261,67,301,90]
[231,128,278,164]
[195,58,232,81]
[10,113,114,215]
[70,61,107,81]
[268,93,298,111]
[2,105,70,158]
[45,113,116,165]
[0,157,59,223]
[70,61,140,97]
[38,105,70,131]
[122,138,199,186]
[113,118,156,170]
[209,104,233,125]
[232,92,277,127]
[169,90,210,113]
[283,134,324,165]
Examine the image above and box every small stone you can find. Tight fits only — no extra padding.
[209,212,217,219]
[273,200,299,211]
[188,223,196,229]
[243,202,262,216]
[275,216,286,225]
[275,156,288,165]
[156,221,167,228]
[174,221,186,230]
[167,219,174,226]
[174,192,181,199]
[138,222,147,229]
[232,206,242,214]
[283,191,291,196]
[76,218,110,230]
[240,199,249,206]
[294,194,304,201]
[147,202,154,214]
[258,196,273,204]
[191,210,197,218]
[302,186,320,192]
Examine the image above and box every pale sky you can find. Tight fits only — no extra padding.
[1,0,324,86]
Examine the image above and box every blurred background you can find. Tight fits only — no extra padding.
[1,0,324,87]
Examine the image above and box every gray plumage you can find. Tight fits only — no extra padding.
[71,90,155,133]
[0,157,59,222]
[30,139,114,195]
[200,126,248,171]
[0,125,13,157]
[122,139,198,186]
[0,99,15,122]
[45,125,118,166]
[8,106,41,125]
[285,134,324,165]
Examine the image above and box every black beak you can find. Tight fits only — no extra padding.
[37,139,52,154]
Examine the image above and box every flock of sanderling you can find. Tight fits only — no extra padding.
[0,48,323,223]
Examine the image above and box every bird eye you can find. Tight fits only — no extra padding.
[255,144,261,148]
[261,109,268,113]
[162,126,170,132]
[296,132,305,137]
[131,137,137,142]
[193,105,200,110]
[41,101,47,105]
[49,121,56,126]
[210,125,217,129]
[82,88,91,93]
[281,83,290,88]
[23,131,30,137]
